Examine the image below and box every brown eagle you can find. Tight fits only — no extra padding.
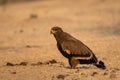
[51,26,106,69]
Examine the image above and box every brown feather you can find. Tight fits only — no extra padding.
[51,26,106,69]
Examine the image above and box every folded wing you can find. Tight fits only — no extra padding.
[61,40,97,61]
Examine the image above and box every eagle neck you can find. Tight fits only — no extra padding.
[54,31,65,44]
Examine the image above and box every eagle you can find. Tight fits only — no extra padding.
[51,26,106,69]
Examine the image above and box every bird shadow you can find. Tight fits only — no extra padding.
[65,66,90,69]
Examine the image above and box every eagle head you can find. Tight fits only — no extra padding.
[50,26,63,35]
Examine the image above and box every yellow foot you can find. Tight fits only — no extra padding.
[71,67,76,69]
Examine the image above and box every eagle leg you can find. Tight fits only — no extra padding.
[68,57,79,69]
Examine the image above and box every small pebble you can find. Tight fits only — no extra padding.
[19,62,28,66]
[11,72,16,74]
[57,74,65,79]
[91,72,98,76]
[6,62,15,66]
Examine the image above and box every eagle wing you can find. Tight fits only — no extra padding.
[61,40,94,60]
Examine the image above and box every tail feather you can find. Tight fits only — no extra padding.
[94,60,106,69]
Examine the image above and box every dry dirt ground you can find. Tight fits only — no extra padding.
[0,0,120,80]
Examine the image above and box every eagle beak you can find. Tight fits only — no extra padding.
[50,30,57,34]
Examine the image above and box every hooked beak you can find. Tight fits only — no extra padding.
[50,29,57,34]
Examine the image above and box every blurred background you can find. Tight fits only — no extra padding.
[0,0,120,64]
[0,0,120,80]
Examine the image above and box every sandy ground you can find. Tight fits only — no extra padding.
[0,0,120,80]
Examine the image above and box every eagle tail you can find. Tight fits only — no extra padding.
[94,60,106,69]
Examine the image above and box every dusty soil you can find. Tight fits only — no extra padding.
[0,0,120,80]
